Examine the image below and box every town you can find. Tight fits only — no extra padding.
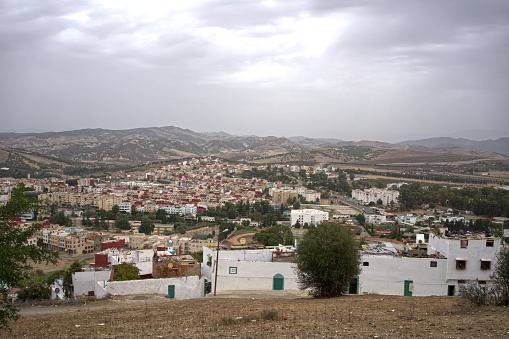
[1,156,508,305]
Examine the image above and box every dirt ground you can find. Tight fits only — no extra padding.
[3,293,509,338]
[28,255,95,274]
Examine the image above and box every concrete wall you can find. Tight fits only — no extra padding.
[73,270,111,299]
[106,276,204,300]
[359,255,448,296]
[213,260,298,291]
[428,235,501,281]
[202,246,273,280]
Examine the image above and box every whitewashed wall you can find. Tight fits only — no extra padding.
[72,271,111,299]
[106,276,204,300]
[359,255,448,296]
[213,260,298,291]
[428,235,501,281]
[202,246,273,280]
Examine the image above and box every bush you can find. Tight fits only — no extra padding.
[459,281,491,306]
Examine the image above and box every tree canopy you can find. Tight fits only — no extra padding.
[0,183,59,328]
[295,222,361,298]
[111,262,140,281]
[253,225,294,246]
[139,217,154,235]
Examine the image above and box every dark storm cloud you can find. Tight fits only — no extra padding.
[0,0,508,141]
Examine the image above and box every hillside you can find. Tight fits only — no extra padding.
[398,137,509,156]
[0,148,73,178]
[0,126,507,167]
[6,293,508,338]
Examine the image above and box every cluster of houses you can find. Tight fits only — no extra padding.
[62,228,502,301]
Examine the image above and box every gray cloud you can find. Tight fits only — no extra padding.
[0,0,508,142]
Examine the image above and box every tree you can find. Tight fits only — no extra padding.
[295,223,361,298]
[253,225,294,246]
[0,183,59,328]
[50,210,70,226]
[139,217,154,235]
[491,249,509,305]
[111,204,119,214]
[115,216,131,230]
[111,262,140,281]
[16,272,51,302]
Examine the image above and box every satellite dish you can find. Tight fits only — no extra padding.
[168,263,173,268]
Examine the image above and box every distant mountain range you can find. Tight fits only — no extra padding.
[0,126,507,166]
[397,137,509,156]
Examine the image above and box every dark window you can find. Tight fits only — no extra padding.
[458,280,466,284]
[460,240,468,248]
[479,280,487,285]
[456,260,466,270]
[363,262,369,267]
[486,240,494,247]
[430,261,437,267]
[481,261,491,270]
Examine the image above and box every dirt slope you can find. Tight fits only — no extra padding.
[3,294,508,338]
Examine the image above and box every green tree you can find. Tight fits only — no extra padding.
[115,216,131,230]
[355,214,365,226]
[491,249,509,305]
[0,183,59,328]
[111,262,140,281]
[16,272,51,302]
[50,210,70,226]
[111,204,119,214]
[253,225,294,246]
[139,217,155,235]
[294,223,361,298]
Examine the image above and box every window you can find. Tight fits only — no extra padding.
[229,267,237,274]
[363,262,369,267]
[460,240,468,248]
[456,260,466,270]
[486,240,494,247]
[430,261,437,267]
[480,260,491,271]
[479,280,487,285]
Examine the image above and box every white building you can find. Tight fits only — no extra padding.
[427,233,500,288]
[118,202,132,213]
[364,214,387,225]
[202,245,298,292]
[352,188,399,205]
[290,209,329,226]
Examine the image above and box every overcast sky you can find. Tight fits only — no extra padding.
[1,0,508,142]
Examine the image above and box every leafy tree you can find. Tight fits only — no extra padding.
[115,216,131,230]
[111,262,140,281]
[190,251,203,262]
[295,223,361,298]
[293,200,301,210]
[139,217,155,235]
[355,214,365,226]
[111,204,119,214]
[50,211,71,226]
[16,272,51,302]
[491,249,509,305]
[253,225,294,246]
[0,183,59,328]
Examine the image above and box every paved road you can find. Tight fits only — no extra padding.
[337,196,377,214]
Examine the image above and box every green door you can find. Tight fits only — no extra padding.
[168,285,175,299]
[404,280,413,296]
[273,274,284,290]
[448,285,455,296]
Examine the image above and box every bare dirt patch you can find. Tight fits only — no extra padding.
[3,294,509,338]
